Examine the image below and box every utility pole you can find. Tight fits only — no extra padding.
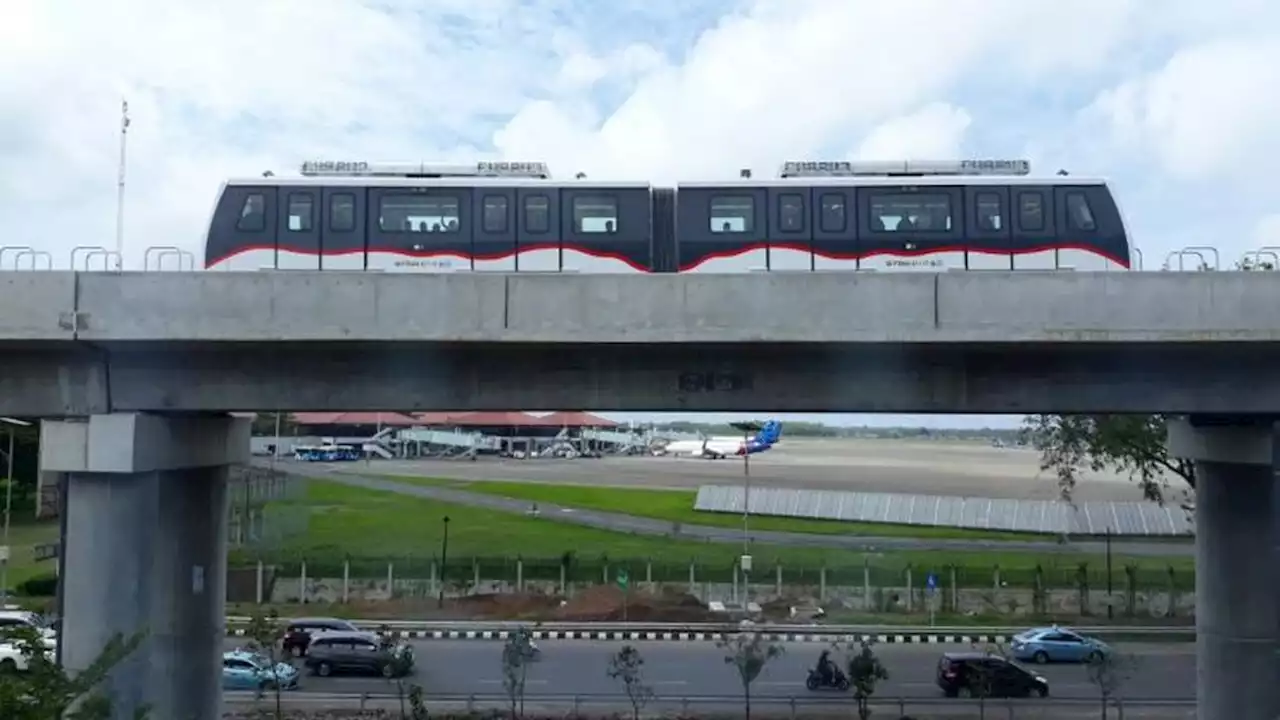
[437,516,451,609]
[1105,526,1114,620]
[115,99,130,270]
[730,421,763,611]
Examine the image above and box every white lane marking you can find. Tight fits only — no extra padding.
[477,679,549,685]
[653,680,688,685]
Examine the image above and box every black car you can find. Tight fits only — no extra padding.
[936,652,1050,698]
[281,617,360,658]
[303,630,414,678]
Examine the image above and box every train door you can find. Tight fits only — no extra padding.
[1054,186,1122,270]
[321,188,366,270]
[561,185,653,273]
[859,186,965,272]
[1010,187,1057,270]
[964,186,1011,270]
[473,188,516,272]
[203,185,278,270]
[516,188,560,271]
[276,187,320,269]
[765,188,812,271]
[674,185,768,273]
[810,188,858,271]
[366,187,474,273]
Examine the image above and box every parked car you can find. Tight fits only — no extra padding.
[221,649,300,690]
[1010,626,1110,664]
[0,635,55,672]
[936,652,1049,698]
[303,630,414,678]
[0,611,57,641]
[281,617,361,658]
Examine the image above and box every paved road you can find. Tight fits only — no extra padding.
[298,469,1193,558]
[223,638,1193,701]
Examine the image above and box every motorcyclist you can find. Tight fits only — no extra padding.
[817,650,835,685]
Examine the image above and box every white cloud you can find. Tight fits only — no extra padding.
[4,0,1278,427]
[854,103,973,161]
[1083,36,1280,180]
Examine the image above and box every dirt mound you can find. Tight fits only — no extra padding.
[555,585,718,622]
[453,592,561,619]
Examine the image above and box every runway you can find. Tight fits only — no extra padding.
[224,637,1194,702]
[363,437,1157,503]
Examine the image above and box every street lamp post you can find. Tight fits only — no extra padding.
[0,418,33,605]
[438,516,451,609]
[729,421,763,609]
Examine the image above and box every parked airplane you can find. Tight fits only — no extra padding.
[655,421,782,459]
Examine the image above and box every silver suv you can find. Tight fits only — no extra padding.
[302,630,414,678]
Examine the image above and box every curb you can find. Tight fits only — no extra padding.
[225,628,1010,644]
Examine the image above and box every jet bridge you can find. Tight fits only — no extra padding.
[397,427,502,458]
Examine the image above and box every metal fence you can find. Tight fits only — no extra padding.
[694,485,1195,537]
[226,691,1195,719]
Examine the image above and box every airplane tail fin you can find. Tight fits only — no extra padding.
[756,420,782,445]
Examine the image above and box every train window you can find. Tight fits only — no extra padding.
[524,195,550,233]
[329,193,356,232]
[710,195,754,233]
[1018,192,1045,231]
[778,194,805,232]
[378,194,461,233]
[976,192,1003,231]
[869,193,952,232]
[1066,192,1097,231]
[482,195,509,233]
[236,193,266,232]
[573,195,618,234]
[819,194,846,232]
[287,193,313,232]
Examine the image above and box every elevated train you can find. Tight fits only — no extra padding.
[204,159,1134,273]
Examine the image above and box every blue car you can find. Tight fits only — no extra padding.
[222,649,300,690]
[1009,626,1110,664]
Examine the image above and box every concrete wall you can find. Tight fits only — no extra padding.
[4,270,1280,344]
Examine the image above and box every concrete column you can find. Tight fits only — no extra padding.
[42,413,249,720]
[1167,418,1280,720]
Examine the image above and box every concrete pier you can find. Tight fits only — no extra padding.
[1167,417,1280,720]
[40,413,249,720]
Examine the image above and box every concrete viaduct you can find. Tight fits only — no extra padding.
[0,270,1277,720]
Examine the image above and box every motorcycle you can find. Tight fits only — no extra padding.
[522,640,541,661]
[806,666,850,691]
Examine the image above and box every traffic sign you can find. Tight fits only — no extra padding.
[926,572,938,592]
[616,569,629,590]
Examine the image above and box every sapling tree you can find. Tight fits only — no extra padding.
[0,625,150,720]
[846,637,889,720]
[244,607,288,719]
[501,626,537,719]
[1086,650,1137,720]
[607,644,655,720]
[718,631,784,720]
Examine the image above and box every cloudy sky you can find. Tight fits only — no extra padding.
[3,0,1274,429]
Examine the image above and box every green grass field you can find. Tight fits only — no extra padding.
[1,519,60,591]
[383,474,1163,543]
[256,479,1194,589]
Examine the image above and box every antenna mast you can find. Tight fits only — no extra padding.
[115,99,130,270]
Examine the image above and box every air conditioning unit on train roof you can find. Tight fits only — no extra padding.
[777,159,1032,178]
[299,160,552,179]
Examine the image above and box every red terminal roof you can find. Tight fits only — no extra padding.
[287,411,617,428]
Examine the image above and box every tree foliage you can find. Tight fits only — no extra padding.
[1085,651,1138,720]
[718,631,784,720]
[1021,414,1194,506]
[607,644,655,720]
[844,638,889,720]
[243,608,287,719]
[500,626,536,720]
[0,626,149,720]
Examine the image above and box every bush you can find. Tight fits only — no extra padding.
[15,573,57,597]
